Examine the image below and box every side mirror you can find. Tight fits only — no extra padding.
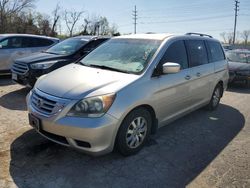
[162,62,181,74]
[0,45,2,49]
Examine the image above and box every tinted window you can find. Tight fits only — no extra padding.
[0,37,22,48]
[36,38,54,47]
[207,41,225,62]
[83,39,107,53]
[22,37,54,48]
[186,40,208,67]
[0,37,55,48]
[159,40,188,69]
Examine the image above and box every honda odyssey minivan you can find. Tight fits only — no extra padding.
[27,33,229,156]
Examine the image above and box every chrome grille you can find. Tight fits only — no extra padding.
[11,61,29,75]
[31,91,57,115]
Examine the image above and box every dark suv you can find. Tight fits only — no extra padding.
[11,36,110,87]
[226,49,250,87]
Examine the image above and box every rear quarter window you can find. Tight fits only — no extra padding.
[22,37,55,48]
[207,41,225,62]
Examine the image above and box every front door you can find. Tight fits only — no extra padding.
[154,40,193,126]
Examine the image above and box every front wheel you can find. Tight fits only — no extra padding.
[206,84,222,111]
[116,108,152,156]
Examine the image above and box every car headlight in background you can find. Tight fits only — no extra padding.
[67,94,116,117]
[30,60,62,69]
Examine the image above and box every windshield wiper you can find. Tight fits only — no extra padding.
[43,51,59,55]
[81,63,131,74]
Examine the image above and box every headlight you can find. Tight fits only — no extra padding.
[67,94,116,117]
[30,60,61,69]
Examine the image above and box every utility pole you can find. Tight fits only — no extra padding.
[233,0,240,45]
[132,5,138,34]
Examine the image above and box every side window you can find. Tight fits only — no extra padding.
[22,37,33,47]
[83,39,106,53]
[31,38,54,47]
[186,40,208,67]
[159,40,188,69]
[207,41,225,62]
[39,38,54,47]
[11,37,23,48]
[0,38,9,48]
[0,37,23,48]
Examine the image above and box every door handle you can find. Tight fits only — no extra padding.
[196,72,201,77]
[185,75,191,80]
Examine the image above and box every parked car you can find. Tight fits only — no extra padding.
[226,49,250,87]
[11,36,110,87]
[27,33,229,156]
[222,44,233,51]
[0,34,59,74]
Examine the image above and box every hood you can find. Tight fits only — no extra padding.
[36,64,139,100]
[228,61,250,71]
[16,52,65,64]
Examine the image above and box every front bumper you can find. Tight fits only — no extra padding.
[229,71,250,83]
[12,69,45,87]
[26,91,120,156]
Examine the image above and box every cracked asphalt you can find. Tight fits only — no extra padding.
[0,76,250,188]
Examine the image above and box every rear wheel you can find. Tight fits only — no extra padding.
[116,108,152,156]
[206,84,222,111]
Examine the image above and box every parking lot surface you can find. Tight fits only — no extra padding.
[0,76,250,188]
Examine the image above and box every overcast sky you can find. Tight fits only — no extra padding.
[36,0,250,40]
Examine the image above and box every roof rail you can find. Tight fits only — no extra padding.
[185,32,213,38]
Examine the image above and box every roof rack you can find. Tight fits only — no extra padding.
[185,32,213,38]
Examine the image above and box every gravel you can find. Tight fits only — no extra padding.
[0,76,250,188]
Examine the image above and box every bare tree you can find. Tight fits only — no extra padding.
[220,32,227,43]
[241,30,250,46]
[64,9,84,37]
[0,0,35,32]
[36,13,51,35]
[227,32,234,44]
[109,23,119,36]
[50,3,60,37]
[81,18,90,35]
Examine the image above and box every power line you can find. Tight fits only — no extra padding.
[132,5,138,34]
[139,14,233,25]
[233,0,240,45]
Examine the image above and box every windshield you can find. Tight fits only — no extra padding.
[46,38,87,55]
[79,38,161,74]
[226,51,250,63]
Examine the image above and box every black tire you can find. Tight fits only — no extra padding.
[206,84,222,111]
[116,108,152,156]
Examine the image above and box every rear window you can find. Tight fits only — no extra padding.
[207,41,225,62]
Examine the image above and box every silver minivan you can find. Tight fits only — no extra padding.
[27,33,229,156]
[0,34,59,73]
